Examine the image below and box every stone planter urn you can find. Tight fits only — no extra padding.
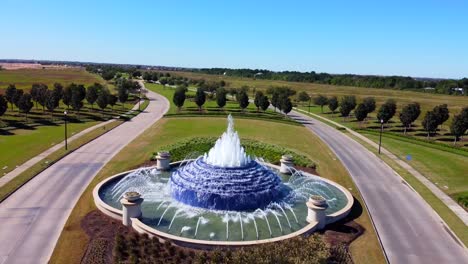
[306,195,329,229]
[124,191,141,202]
[156,151,171,171]
[280,154,294,174]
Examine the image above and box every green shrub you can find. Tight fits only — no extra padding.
[154,137,316,168]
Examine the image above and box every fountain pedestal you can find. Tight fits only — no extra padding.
[280,155,294,174]
[121,195,143,226]
[306,196,328,229]
[156,152,171,171]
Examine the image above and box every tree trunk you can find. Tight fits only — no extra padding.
[427,131,430,139]
[453,137,457,146]
[404,126,407,135]
[321,105,323,113]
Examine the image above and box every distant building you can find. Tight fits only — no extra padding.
[423,87,435,92]
[452,87,465,95]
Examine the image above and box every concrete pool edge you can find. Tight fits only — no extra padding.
[93,161,354,247]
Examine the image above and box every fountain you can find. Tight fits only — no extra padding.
[94,115,353,245]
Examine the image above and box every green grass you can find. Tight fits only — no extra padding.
[1,97,141,175]
[0,68,105,90]
[0,120,123,201]
[171,71,468,121]
[348,133,468,246]
[51,117,385,264]
[362,132,468,198]
[145,83,298,125]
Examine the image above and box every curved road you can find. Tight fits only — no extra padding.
[290,110,468,263]
[0,88,169,264]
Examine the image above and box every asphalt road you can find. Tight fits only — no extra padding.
[289,111,468,263]
[0,88,169,264]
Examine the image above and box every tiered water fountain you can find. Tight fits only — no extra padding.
[95,115,353,245]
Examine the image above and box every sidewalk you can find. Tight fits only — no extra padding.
[294,107,468,226]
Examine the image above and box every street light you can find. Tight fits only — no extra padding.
[64,111,68,150]
[378,119,384,154]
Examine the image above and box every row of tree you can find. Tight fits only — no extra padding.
[300,93,467,143]
[194,68,468,95]
[0,79,140,121]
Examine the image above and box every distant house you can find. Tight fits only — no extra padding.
[452,87,465,95]
[423,87,435,92]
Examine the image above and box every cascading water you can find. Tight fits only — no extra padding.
[98,114,350,242]
[170,114,291,211]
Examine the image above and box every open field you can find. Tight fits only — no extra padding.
[51,117,385,264]
[0,68,105,90]
[170,71,468,122]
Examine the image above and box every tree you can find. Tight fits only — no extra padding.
[118,85,129,109]
[0,95,7,118]
[13,89,24,109]
[102,70,115,81]
[86,83,101,109]
[172,87,186,112]
[30,83,41,110]
[362,97,376,113]
[422,111,439,139]
[450,114,467,145]
[107,94,118,112]
[5,84,17,110]
[259,95,270,112]
[433,104,449,129]
[17,93,33,121]
[461,107,468,130]
[216,88,227,109]
[339,95,356,119]
[132,71,142,78]
[62,85,73,109]
[377,99,397,124]
[313,95,328,113]
[281,97,293,115]
[399,103,421,134]
[238,91,249,111]
[45,89,60,118]
[96,90,109,113]
[71,85,86,117]
[53,83,64,100]
[271,92,280,112]
[36,84,48,111]
[354,103,368,126]
[328,96,338,114]
[254,91,264,111]
[297,91,311,103]
[194,88,206,111]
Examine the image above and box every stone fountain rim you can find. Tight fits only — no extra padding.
[93,160,354,247]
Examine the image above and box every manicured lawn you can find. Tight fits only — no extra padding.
[0,68,104,90]
[50,116,385,264]
[362,132,468,198]
[169,71,468,122]
[145,83,299,125]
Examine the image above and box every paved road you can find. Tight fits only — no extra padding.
[289,111,468,263]
[0,88,169,264]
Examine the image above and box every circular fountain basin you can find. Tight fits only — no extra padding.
[94,161,353,246]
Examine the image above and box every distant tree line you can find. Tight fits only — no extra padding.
[192,68,468,95]
[0,78,141,122]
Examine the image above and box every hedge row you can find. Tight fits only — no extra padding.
[153,137,316,168]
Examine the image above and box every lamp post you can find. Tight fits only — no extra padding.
[378,119,384,154]
[138,87,141,111]
[64,111,68,150]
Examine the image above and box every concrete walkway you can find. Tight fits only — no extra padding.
[295,108,468,226]
[0,87,169,264]
[290,109,468,263]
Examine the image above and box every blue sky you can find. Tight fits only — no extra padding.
[1,0,467,78]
